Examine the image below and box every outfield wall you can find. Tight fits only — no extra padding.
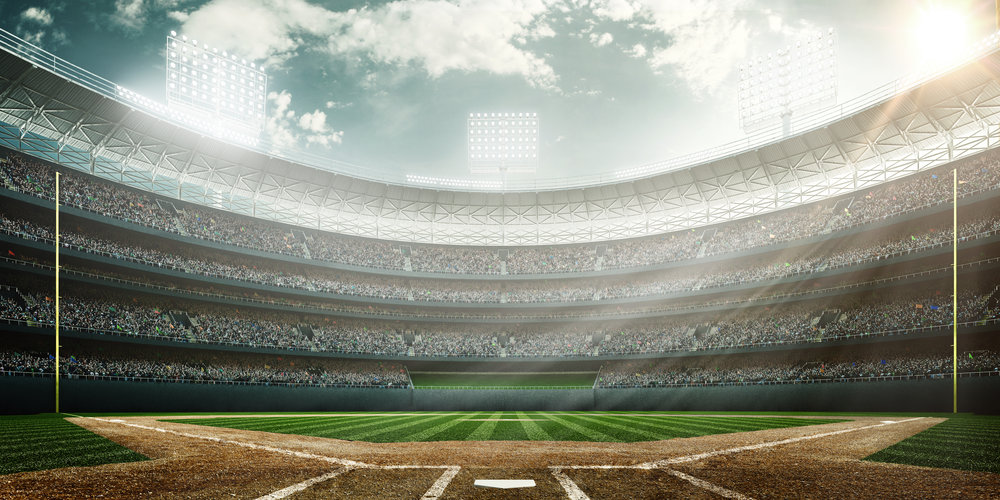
[4,376,999,414]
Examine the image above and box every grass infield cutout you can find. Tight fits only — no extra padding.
[160,412,848,443]
[865,414,1000,474]
[0,414,148,475]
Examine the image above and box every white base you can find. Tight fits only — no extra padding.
[474,479,537,489]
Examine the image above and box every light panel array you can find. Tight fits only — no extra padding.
[737,29,837,132]
[468,112,539,174]
[165,33,267,137]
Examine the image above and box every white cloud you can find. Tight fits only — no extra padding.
[590,0,750,96]
[16,7,67,48]
[20,7,53,26]
[627,43,647,58]
[178,0,336,65]
[589,32,614,47]
[178,0,560,89]
[110,0,147,32]
[108,0,191,32]
[325,100,353,109]
[325,0,559,90]
[266,91,345,150]
[592,0,639,22]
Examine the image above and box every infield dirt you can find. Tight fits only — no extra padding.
[0,415,996,499]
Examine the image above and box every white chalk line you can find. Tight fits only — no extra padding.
[73,415,923,500]
[664,468,755,500]
[642,416,924,468]
[421,466,461,500]
[254,467,351,500]
[551,468,591,500]
[549,417,924,500]
[87,417,371,468]
[550,417,925,470]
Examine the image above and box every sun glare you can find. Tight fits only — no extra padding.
[913,4,971,66]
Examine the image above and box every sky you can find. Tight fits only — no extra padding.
[1,0,997,183]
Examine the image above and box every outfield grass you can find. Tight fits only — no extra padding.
[0,414,147,475]
[409,372,597,388]
[864,414,1000,473]
[160,412,847,443]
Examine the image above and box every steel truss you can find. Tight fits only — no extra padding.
[0,49,998,246]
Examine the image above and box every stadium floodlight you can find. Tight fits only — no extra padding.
[405,174,504,190]
[165,33,267,139]
[468,112,539,175]
[737,28,838,136]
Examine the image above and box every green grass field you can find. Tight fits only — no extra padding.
[408,372,597,388]
[864,414,1000,473]
[0,414,147,476]
[160,412,846,443]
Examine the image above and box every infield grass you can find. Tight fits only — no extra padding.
[0,414,147,475]
[160,412,847,443]
[865,414,1000,473]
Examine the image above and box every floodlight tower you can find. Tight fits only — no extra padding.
[738,29,838,137]
[467,112,539,176]
[165,31,268,140]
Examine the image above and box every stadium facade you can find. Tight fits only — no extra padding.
[0,31,999,413]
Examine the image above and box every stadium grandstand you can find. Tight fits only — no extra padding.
[1,3,999,498]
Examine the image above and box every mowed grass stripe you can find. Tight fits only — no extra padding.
[348,414,456,442]
[401,412,487,442]
[254,415,392,434]
[628,415,739,437]
[466,412,504,441]
[488,421,530,440]
[865,415,1000,473]
[165,414,420,439]
[0,415,147,476]
[611,415,746,438]
[621,415,829,438]
[517,411,553,440]
[543,414,620,442]
[188,416,308,432]
[321,414,438,440]
[562,414,666,442]
[162,413,850,444]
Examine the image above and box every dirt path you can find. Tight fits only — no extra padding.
[0,415,995,499]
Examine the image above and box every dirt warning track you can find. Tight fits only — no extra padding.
[0,415,996,499]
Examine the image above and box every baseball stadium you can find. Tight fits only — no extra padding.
[1,1,999,498]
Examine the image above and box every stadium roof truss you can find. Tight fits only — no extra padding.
[0,45,999,246]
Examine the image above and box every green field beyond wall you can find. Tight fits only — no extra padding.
[408,371,597,388]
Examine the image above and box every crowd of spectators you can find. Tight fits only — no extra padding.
[597,350,1000,388]
[3,341,995,390]
[0,346,409,388]
[3,208,998,305]
[3,147,1000,276]
[0,285,996,358]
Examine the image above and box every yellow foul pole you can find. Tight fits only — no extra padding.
[952,169,957,414]
[55,172,60,414]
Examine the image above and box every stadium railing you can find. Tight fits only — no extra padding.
[4,369,995,389]
[0,370,408,389]
[598,370,1000,389]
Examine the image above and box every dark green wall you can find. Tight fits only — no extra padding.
[4,376,998,414]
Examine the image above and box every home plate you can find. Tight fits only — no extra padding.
[474,479,536,489]
[881,420,897,424]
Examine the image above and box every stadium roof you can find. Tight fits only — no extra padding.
[0,31,999,245]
